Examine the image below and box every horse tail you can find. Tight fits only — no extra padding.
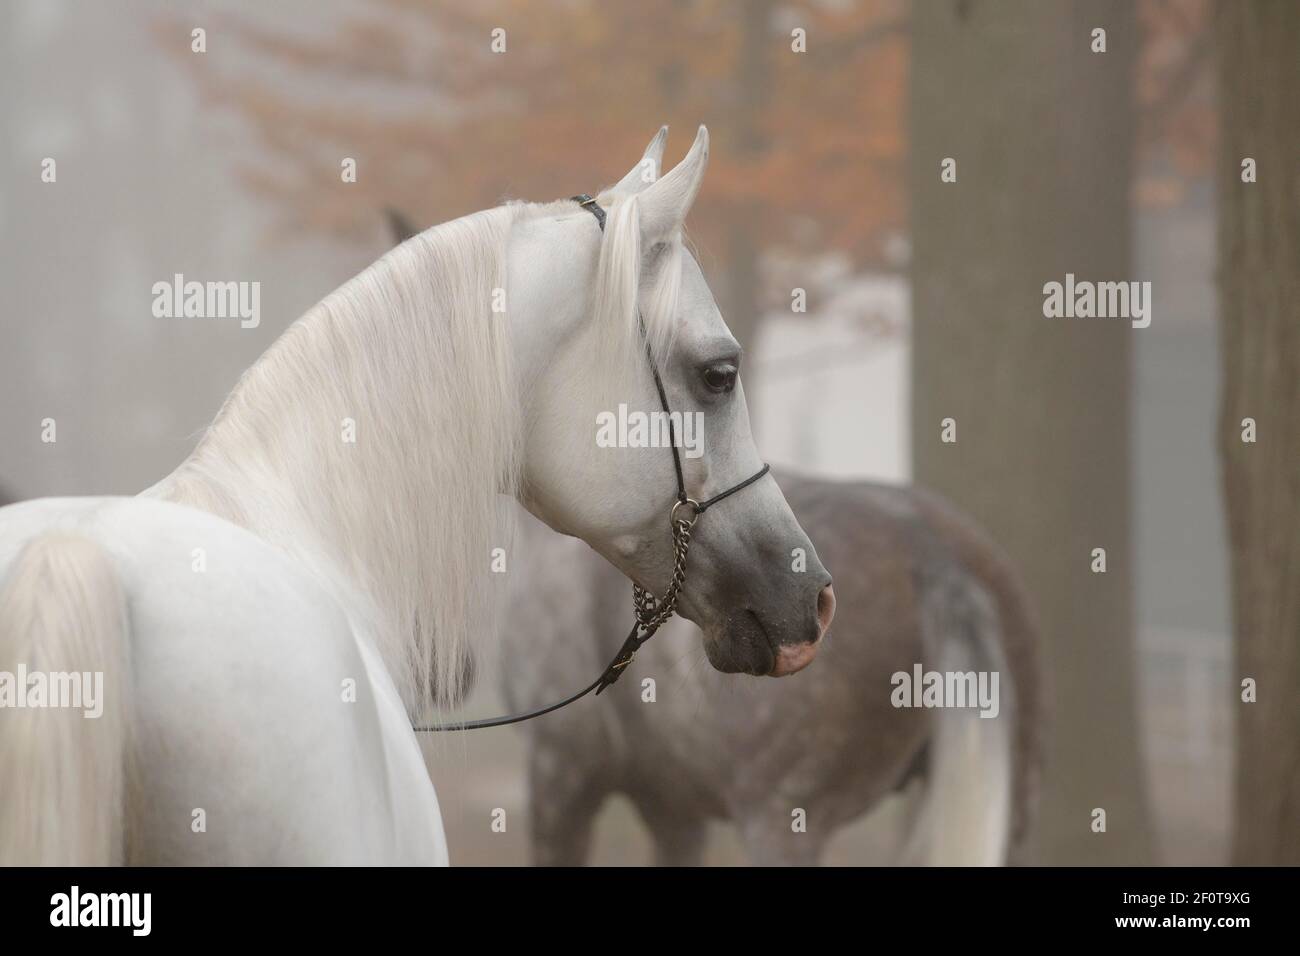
[902,563,1015,866]
[0,533,131,865]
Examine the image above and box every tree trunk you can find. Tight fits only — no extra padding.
[724,0,773,366]
[1217,0,1300,866]
[910,0,1152,863]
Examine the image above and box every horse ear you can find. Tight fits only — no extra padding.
[385,208,419,246]
[637,125,708,245]
[609,126,668,195]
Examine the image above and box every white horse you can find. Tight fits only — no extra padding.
[0,127,834,865]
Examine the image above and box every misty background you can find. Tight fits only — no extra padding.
[0,0,1252,864]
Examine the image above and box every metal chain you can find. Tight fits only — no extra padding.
[412,194,770,732]
[631,509,697,636]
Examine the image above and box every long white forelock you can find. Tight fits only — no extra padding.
[152,204,528,716]
[590,191,684,404]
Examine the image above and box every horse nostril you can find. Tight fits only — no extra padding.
[816,583,836,638]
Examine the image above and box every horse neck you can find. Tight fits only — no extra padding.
[150,208,522,710]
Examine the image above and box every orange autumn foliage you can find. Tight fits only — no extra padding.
[168,0,1209,268]
[169,0,908,274]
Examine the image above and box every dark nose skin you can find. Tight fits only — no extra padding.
[769,582,835,676]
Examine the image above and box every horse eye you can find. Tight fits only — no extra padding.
[702,363,738,394]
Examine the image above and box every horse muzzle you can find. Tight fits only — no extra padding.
[769,582,835,676]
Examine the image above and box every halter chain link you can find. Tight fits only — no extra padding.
[414,195,769,731]
[633,510,695,633]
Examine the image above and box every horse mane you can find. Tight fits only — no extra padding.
[147,192,684,717]
[589,189,685,404]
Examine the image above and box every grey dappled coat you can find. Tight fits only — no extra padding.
[500,471,1043,865]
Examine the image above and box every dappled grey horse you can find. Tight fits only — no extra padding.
[500,471,1043,865]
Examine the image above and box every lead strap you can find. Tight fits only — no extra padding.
[415,195,768,731]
